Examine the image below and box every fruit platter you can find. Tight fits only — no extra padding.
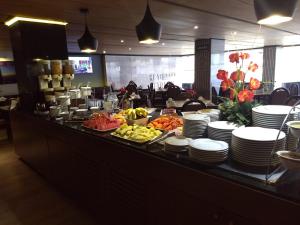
[148,115,183,131]
[111,124,163,143]
[82,112,120,132]
[119,107,149,125]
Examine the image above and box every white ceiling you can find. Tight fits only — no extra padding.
[1,0,300,56]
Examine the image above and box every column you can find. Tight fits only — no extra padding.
[194,39,225,99]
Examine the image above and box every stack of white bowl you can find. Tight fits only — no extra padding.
[208,121,243,145]
[231,127,286,167]
[188,138,229,163]
[252,105,299,151]
[197,109,220,122]
[183,114,210,139]
[164,136,190,153]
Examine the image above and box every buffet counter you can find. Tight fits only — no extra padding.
[10,111,300,225]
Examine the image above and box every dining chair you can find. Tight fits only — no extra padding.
[150,89,166,108]
[289,83,299,96]
[181,99,206,112]
[128,80,137,88]
[164,82,175,89]
[126,84,137,95]
[269,87,290,105]
[285,95,300,106]
[166,85,181,99]
[211,86,219,105]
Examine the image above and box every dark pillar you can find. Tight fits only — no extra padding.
[194,39,225,100]
[262,46,277,91]
[8,21,68,111]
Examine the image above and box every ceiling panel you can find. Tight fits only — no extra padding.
[0,0,300,56]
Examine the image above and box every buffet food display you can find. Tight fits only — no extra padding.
[148,115,183,131]
[38,98,300,178]
[83,112,120,131]
[111,124,162,143]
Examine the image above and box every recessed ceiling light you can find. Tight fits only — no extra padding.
[162,43,165,46]
[103,50,106,54]
[4,16,68,26]
[129,47,132,51]
[194,25,199,29]
[121,40,124,43]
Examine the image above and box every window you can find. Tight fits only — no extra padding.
[105,55,194,90]
[211,49,263,94]
[224,49,263,82]
[275,46,300,88]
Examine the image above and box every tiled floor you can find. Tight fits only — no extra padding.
[0,141,100,225]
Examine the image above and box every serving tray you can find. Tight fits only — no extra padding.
[111,130,167,144]
[82,125,119,132]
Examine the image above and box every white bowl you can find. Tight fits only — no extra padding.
[79,104,87,109]
[90,107,100,113]
[76,109,88,116]
[49,106,61,117]
[286,121,300,138]
[69,107,79,112]
[276,151,300,170]
[59,111,70,120]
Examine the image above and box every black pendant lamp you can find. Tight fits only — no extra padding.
[136,1,162,44]
[78,8,98,53]
[254,0,298,25]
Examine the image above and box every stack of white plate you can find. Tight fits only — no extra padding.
[231,127,286,167]
[252,105,299,151]
[252,105,299,132]
[188,139,228,163]
[208,121,243,145]
[164,136,190,152]
[183,114,210,139]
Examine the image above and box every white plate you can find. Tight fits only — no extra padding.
[183,114,210,121]
[165,136,190,146]
[189,138,228,151]
[252,105,299,115]
[208,121,243,130]
[232,127,285,142]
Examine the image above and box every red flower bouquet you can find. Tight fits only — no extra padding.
[217,52,261,125]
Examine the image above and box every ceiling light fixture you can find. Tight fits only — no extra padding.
[103,50,106,54]
[194,25,199,29]
[77,8,98,53]
[162,42,165,46]
[135,0,162,44]
[254,0,298,25]
[129,48,132,51]
[121,40,124,43]
[5,16,67,26]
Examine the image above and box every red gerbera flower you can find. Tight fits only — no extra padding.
[237,89,254,103]
[229,52,240,63]
[221,79,234,92]
[249,77,261,90]
[248,61,259,72]
[217,70,228,81]
[240,53,250,60]
[230,70,245,81]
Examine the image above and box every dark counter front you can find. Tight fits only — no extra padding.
[10,111,300,225]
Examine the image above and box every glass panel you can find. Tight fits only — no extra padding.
[275,46,300,88]
[105,55,194,90]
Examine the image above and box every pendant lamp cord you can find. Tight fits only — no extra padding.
[84,11,88,26]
